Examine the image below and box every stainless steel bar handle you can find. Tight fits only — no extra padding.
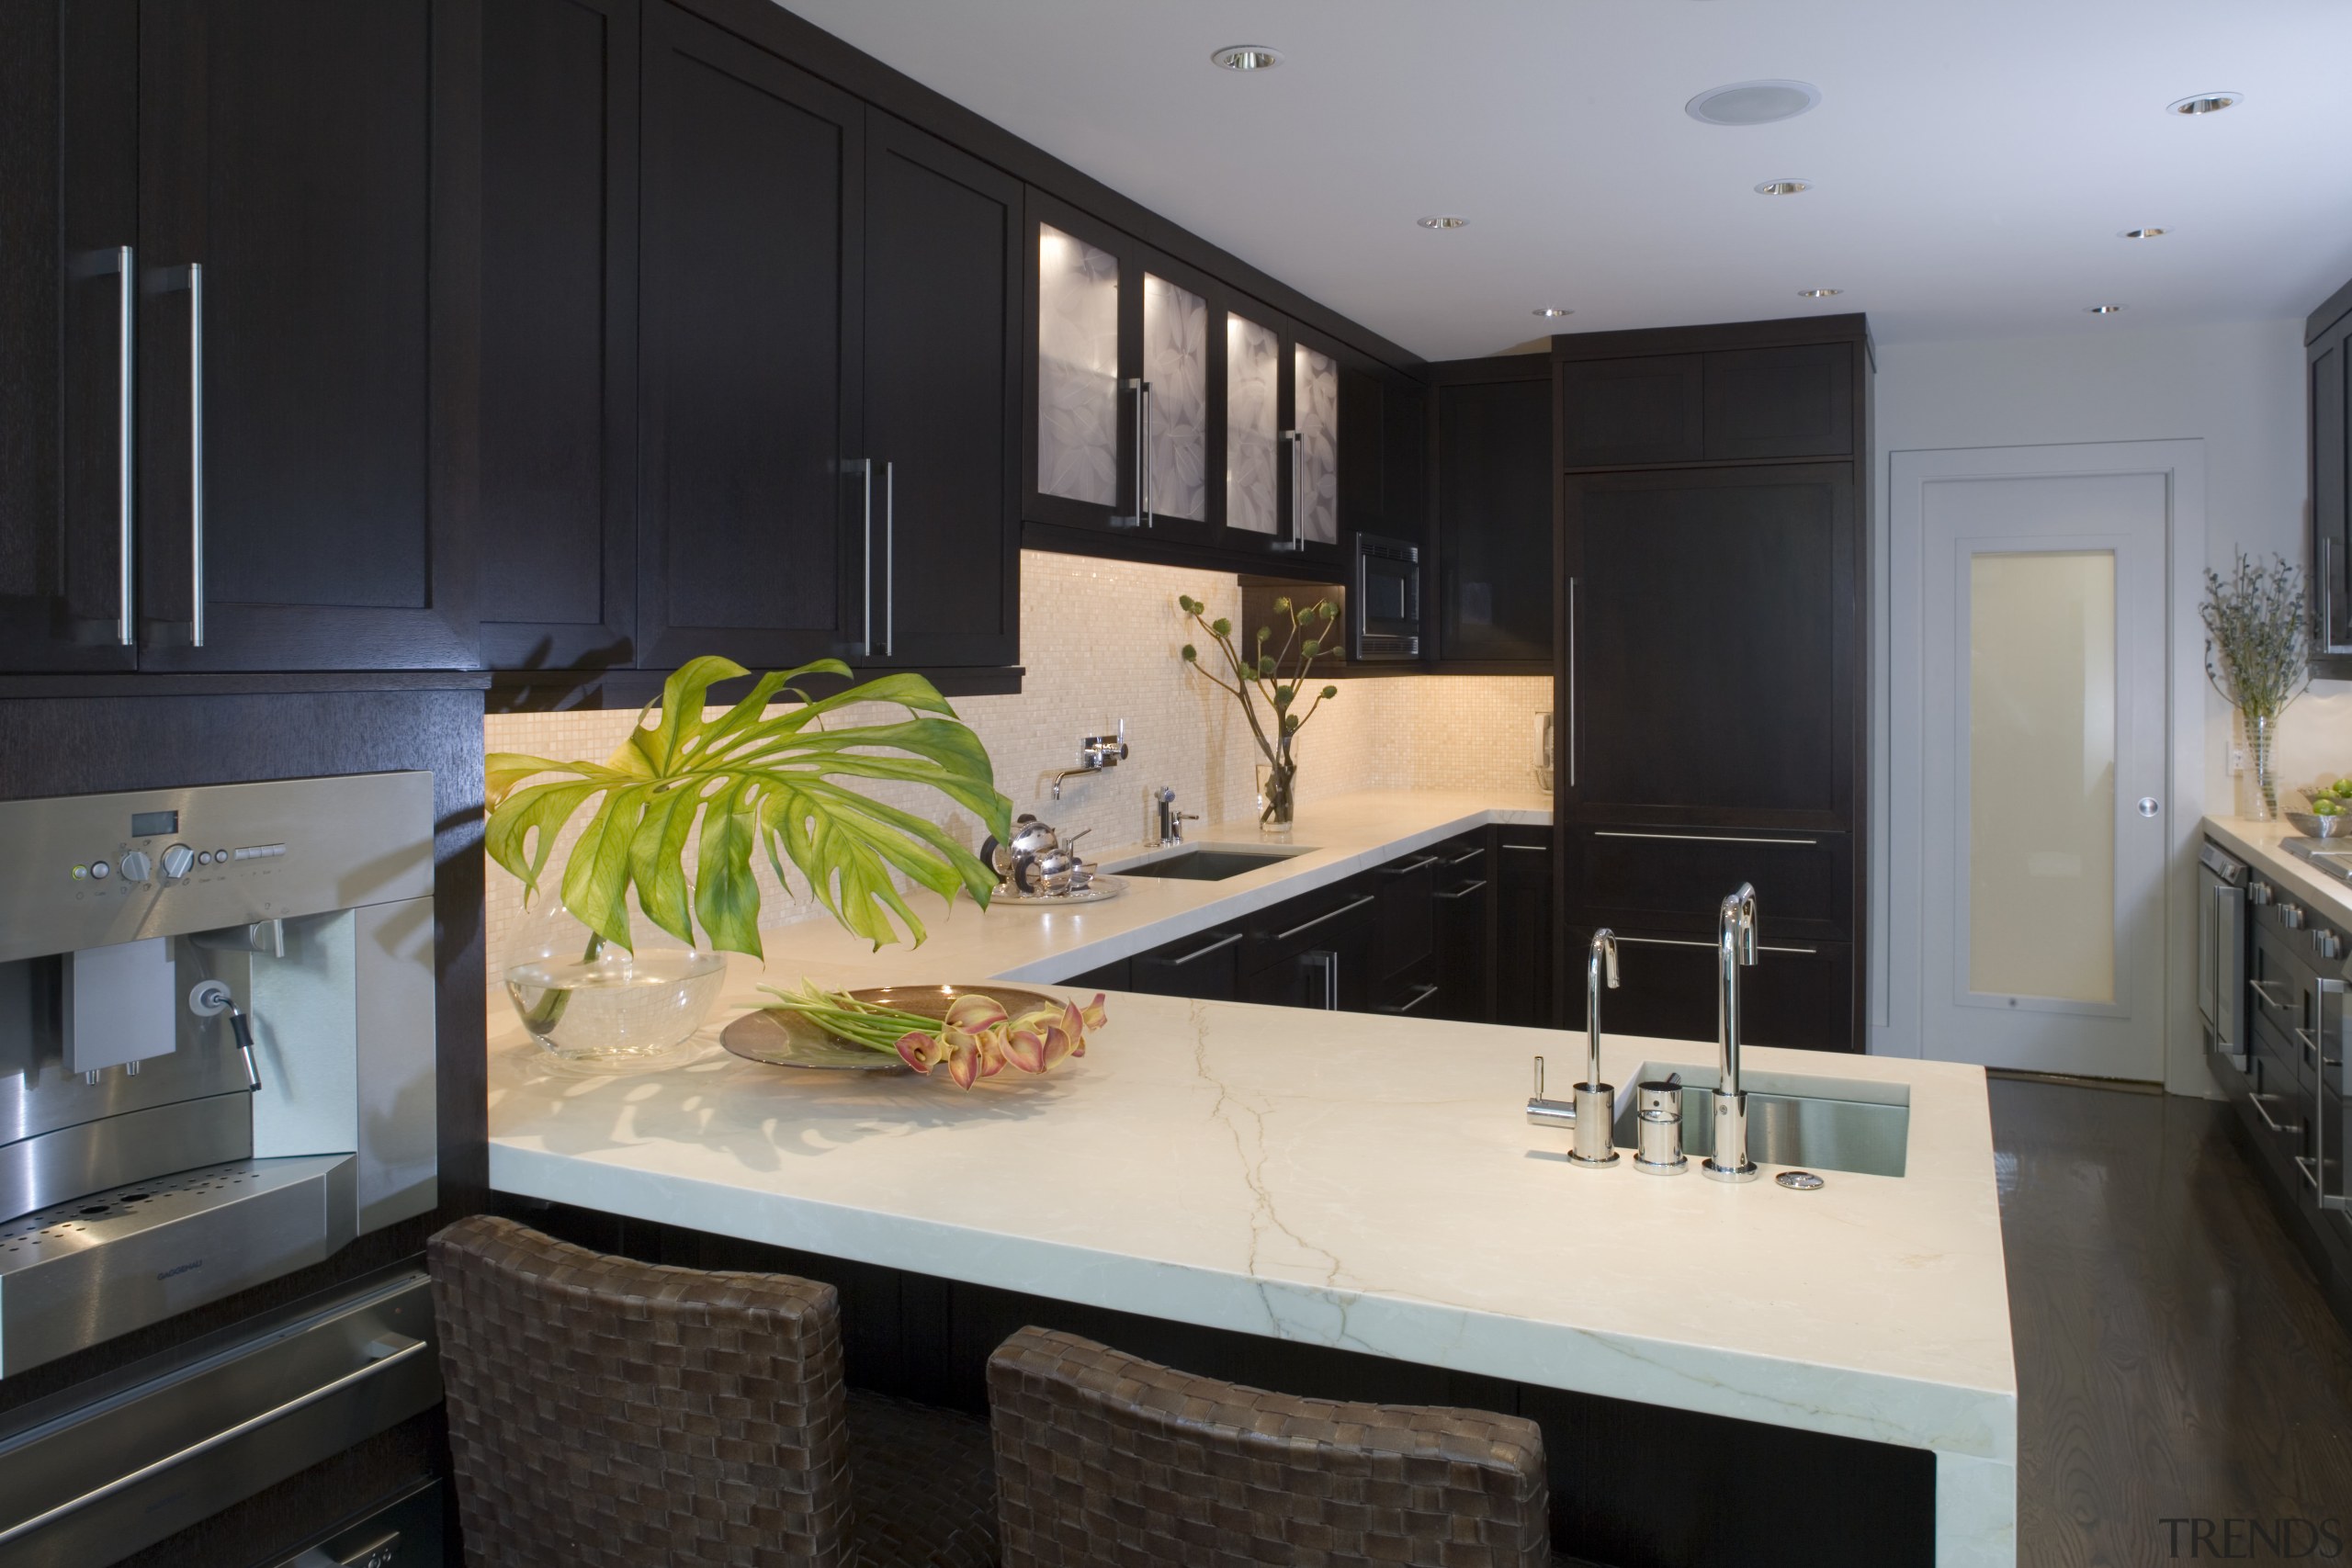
[2251,1089,2292,1135]
[1433,879,1488,900]
[1270,430,1306,552]
[882,458,895,657]
[1276,893,1376,942]
[856,457,874,655]
[0,1334,428,1546]
[1162,931,1242,966]
[1447,845,1486,865]
[2318,981,2346,1209]
[1301,949,1339,1010]
[114,244,135,647]
[1382,854,1442,875]
[1591,831,1821,847]
[1379,982,1440,1015]
[1140,381,1154,527]
[1566,576,1577,786]
[1111,379,1147,528]
[187,262,205,647]
[1614,933,1818,956]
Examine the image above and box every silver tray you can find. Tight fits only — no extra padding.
[986,874,1126,907]
[719,984,1062,1072]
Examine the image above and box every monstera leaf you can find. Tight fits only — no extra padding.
[486,657,1013,956]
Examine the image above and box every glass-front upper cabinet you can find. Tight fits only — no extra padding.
[1026,192,1350,567]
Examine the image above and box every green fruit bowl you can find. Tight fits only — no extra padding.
[2286,800,2352,838]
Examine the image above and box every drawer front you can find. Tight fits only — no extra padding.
[2250,925,2316,1060]
[1372,850,1441,985]
[1130,927,1245,1002]
[1568,926,1855,1053]
[1566,825,1849,941]
[2247,1018,2314,1176]
[1244,874,1379,973]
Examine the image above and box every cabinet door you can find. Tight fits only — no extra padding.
[1565,826,1852,944]
[2314,335,2349,653]
[0,1,139,672]
[1242,935,1372,1012]
[1373,851,1439,990]
[1028,196,1136,536]
[1563,464,1856,821]
[134,0,480,671]
[1131,928,1244,1002]
[636,3,864,672]
[1436,374,1553,663]
[1433,857,1492,1023]
[863,113,1021,669]
[1573,926,1855,1053]
[1703,344,1854,461]
[478,0,637,672]
[1558,355,1702,468]
[1494,831,1556,1028]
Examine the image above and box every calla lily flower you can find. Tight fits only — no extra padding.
[944,993,1009,1032]
[1002,1028,1047,1074]
[1060,1001,1090,1056]
[895,1031,940,1073]
[1037,1019,1077,1070]
[1079,993,1110,1032]
[944,1033,981,1089]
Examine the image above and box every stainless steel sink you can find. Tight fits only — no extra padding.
[1114,844,1312,882]
[1608,1062,1911,1178]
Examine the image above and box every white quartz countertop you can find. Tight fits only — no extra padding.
[2204,815,2352,925]
[486,790,2017,1564]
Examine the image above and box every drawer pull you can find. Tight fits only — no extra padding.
[1614,934,1819,956]
[1591,830,1821,848]
[1434,880,1488,901]
[1447,846,1486,866]
[1501,844,1550,854]
[2250,979,2293,1010]
[2295,1154,2322,1192]
[1275,894,1376,942]
[1377,983,1442,1016]
[1381,854,1442,876]
[1159,931,1242,967]
[2250,1091,2296,1135]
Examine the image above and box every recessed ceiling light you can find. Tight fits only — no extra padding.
[1210,45,1282,72]
[1686,80,1821,127]
[2167,92,2242,116]
[1797,288,1843,299]
[1416,215,1469,231]
[2086,304,2126,314]
[1753,178,1812,197]
[1533,307,1573,318]
[2119,227,2167,240]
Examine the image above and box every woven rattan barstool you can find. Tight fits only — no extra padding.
[986,1326,1575,1568]
[427,1215,999,1568]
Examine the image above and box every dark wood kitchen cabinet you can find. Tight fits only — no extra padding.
[2307,275,2352,678]
[1431,358,1553,666]
[1239,875,1378,1013]
[1553,316,1871,1051]
[1495,829,1556,1028]
[1568,925,1854,1053]
[1429,833,1492,1023]
[1130,926,1246,1002]
[2,0,481,674]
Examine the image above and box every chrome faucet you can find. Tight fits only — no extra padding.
[1704,883,1761,1183]
[1051,720,1129,800]
[1523,928,1623,1168]
[1146,785,1200,849]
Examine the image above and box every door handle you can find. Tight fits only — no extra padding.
[1112,379,1150,528]
[1301,949,1339,1010]
[111,245,135,647]
[1380,854,1442,876]
[1159,931,1242,967]
[854,457,875,655]
[1591,831,1822,847]
[881,458,895,658]
[183,263,205,647]
[1566,576,1577,787]
[1271,429,1306,552]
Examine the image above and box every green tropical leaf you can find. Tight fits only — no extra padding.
[483,663,1012,956]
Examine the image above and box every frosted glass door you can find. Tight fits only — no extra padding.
[1037,224,1119,506]
[1227,314,1280,535]
[1912,465,2169,1080]
[1295,344,1340,545]
[1143,275,1207,524]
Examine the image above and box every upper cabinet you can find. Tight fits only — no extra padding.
[2308,276,2352,679]
[1430,357,1554,666]
[1023,194,1387,576]
[1558,336,1856,469]
[0,0,481,674]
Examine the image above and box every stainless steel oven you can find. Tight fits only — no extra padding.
[1350,533,1422,661]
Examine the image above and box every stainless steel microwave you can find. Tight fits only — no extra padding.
[1350,534,1421,660]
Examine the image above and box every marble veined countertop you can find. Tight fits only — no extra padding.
[486,790,2016,1566]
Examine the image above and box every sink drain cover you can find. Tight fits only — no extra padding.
[1776,1170,1826,1190]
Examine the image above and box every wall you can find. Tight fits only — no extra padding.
[1871,316,2346,1089]
[484,550,1551,975]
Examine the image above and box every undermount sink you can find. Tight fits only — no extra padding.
[1115,844,1312,882]
[1609,1062,1912,1179]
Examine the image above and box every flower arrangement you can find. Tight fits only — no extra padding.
[1178,592,1340,831]
[2203,552,2309,820]
[760,983,1107,1089]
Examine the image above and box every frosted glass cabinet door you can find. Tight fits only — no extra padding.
[1295,344,1340,545]
[1037,224,1120,506]
[1143,275,1207,523]
[1227,313,1281,535]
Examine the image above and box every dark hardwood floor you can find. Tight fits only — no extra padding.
[1993,1076,2352,1565]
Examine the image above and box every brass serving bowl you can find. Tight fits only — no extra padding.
[718,984,1061,1072]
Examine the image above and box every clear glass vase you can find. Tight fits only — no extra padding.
[1256,735,1298,837]
[504,894,725,1071]
[2247,710,2280,822]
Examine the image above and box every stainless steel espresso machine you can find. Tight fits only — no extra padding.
[0,773,443,1565]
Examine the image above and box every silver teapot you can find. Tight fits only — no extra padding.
[980,815,1092,897]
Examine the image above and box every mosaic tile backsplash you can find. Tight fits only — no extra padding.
[483,550,1552,976]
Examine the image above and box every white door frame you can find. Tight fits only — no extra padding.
[1881,440,2211,1093]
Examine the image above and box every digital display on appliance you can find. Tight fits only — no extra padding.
[130,809,179,838]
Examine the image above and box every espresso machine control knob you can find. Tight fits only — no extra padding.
[161,843,196,880]
[117,849,153,883]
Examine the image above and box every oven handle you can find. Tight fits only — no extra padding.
[0,1334,428,1546]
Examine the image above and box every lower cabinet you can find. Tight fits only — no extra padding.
[1431,836,1493,1023]
[1495,829,1556,1029]
[1241,878,1377,1013]
[1131,927,1245,1002]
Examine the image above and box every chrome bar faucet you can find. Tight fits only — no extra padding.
[1571,930,1622,1167]
[1704,883,1761,1183]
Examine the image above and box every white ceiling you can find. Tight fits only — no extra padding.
[784,0,2352,361]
